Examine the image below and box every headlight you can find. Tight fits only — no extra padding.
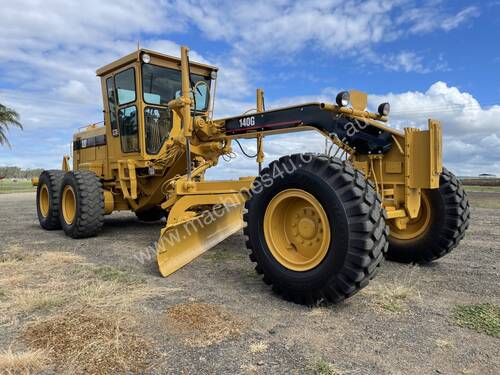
[336,91,350,107]
[210,71,218,80]
[141,53,151,64]
[378,102,390,116]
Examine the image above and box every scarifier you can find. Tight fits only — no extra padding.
[34,46,470,304]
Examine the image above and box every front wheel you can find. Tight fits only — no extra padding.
[244,154,388,305]
[386,168,470,263]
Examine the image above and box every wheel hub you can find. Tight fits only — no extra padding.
[62,185,76,225]
[263,189,331,272]
[39,184,49,218]
[390,193,432,240]
[297,216,316,239]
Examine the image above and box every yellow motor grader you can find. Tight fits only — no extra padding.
[35,46,469,305]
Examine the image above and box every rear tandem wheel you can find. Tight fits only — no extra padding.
[59,171,104,238]
[36,170,65,230]
[386,167,470,263]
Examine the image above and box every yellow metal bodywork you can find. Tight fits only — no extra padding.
[156,182,249,277]
[68,45,444,277]
[263,189,331,272]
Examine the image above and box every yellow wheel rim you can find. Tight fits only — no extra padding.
[62,186,77,225]
[263,189,331,272]
[390,193,432,240]
[39,184,50,218]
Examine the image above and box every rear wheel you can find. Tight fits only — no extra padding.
[386,168,470,263]
[244,154,388,305]
[36,170,65,230]
[59,171,104,238]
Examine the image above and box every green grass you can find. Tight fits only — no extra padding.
[0,179,36,194]
[310,359,341,375]
[453,304,500,338]
[204,248,245,262]
[91,265,144,284]
[464,185,500,193]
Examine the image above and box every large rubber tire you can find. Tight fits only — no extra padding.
[59,171,104,238]
[36,170,65,230]
[386,168,470,263]
[244,154,388,305]
[135,207,165,222]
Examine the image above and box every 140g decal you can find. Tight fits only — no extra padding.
[239,116,255,128]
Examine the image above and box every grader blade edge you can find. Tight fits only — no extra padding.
[157,204,244,277]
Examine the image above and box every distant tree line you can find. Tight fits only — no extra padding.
[0,166,44,179]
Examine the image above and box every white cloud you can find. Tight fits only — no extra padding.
[441,6,480,31]
[165,0,478,73]
[367,51,449,74]
[55,80,94,104]
[399,4,480,34]
[369,82,500,175]
[168,0,398,55]
[0,1,494,178]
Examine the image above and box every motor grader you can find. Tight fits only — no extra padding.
[35,46,470,305]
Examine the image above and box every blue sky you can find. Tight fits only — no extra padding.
[1,0,499,177]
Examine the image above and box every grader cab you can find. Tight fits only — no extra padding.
[35,46,469,305]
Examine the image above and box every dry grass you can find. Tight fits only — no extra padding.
[23,308,156,374]
[0,275,28,287]
[10,288,66,313]
[0,245,29,265]
[361,267,420,313]
[0,246,181,374]
[0,247,178,318]
[468,193,500,209]
[435,339,454,349]
[249,341,269,354]
[0,348,48,375]
[165,302,244,347]
[39,251,85,264]
[308,307,329,317]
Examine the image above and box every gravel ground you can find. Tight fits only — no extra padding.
[0,192,499,374]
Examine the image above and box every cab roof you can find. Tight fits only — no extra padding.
[96,48,218,77]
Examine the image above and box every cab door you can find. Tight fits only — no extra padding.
[103,66,141,177]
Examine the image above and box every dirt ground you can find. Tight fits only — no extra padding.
[0,192,498,374]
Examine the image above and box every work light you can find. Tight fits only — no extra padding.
[336,91,350,107]
[378,103,390,116]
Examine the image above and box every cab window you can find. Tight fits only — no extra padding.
[141,64,209,154]
[115,68,136,105]
[144,107,171,154]
[118,106,139,153]
[105,77,119,137]
[142,64,210,110]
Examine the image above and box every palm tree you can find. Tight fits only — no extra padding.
[0,103,23,147]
